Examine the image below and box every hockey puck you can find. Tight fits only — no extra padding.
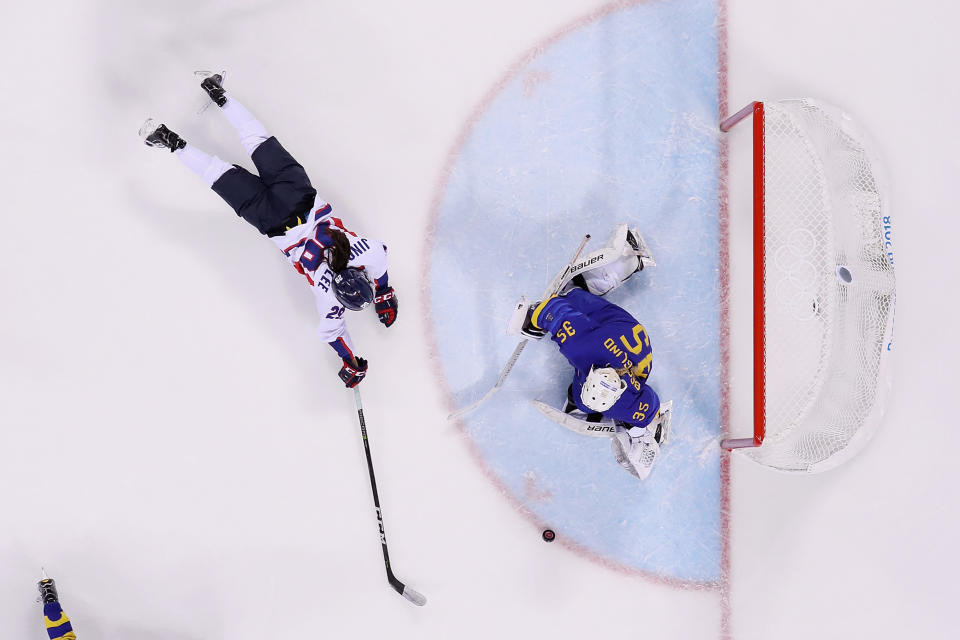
[542,529,556,542]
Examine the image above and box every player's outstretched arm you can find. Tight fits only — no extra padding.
[338,356,368,388]
[328,336,368,387]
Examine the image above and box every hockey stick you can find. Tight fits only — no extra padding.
[353,388,427,606]
[447,234,591,421]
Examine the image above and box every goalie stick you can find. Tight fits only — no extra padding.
[531,400,618,437]
[447,234,592,420]
[353,388,427,606]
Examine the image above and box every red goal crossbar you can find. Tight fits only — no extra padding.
[720,101,765,450]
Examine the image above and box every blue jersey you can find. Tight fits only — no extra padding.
[532,288,660,429]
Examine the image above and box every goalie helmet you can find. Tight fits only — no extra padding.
[580,366,627,412]
[333,267,374,311]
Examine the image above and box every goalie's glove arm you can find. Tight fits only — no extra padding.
[530,295,599,339]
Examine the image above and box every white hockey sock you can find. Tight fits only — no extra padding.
[220,98,271,156]
[175,145,233,186]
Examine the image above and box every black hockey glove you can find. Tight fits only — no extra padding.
[374,286,398,327]
[338,357,368,388]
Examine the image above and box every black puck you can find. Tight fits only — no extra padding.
[542,529,556,542]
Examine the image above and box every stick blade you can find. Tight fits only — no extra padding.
[402,586,427,606]
[447,387,495,420]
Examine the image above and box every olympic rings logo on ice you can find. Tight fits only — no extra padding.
[771,227,825,322]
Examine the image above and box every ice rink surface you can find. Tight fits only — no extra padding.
[1,1,958,639]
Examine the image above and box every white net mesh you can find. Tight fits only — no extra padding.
[747,99,895,473]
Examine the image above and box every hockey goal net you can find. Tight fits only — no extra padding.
[721,99,896,473]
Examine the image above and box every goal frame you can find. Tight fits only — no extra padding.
[720,101,766,450]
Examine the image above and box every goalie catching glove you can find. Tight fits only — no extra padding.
[610,401,672,480]
[338,357,368,388]
[374,286,398,327]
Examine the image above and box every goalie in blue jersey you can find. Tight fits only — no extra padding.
[508,224,672,480]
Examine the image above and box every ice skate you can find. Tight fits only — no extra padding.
[140,119,186,152]
[198,71,227,107]
[194,70,227,114]
[37,576,59,604]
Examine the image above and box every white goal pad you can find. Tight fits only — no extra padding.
[721,99,896,473]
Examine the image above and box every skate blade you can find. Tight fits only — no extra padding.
[195,69,226,115]
[138,118,165,146]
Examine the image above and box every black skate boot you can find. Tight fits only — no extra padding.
[140,119,186,152]
[200,73,227,107]
[37,577,59,603]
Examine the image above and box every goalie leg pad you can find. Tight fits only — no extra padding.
[577,255,643,296]
[651,400,673,445]
[557,224,657,297]
[605,223,656,267]
[606,223,631,255]
[627,227,656,268]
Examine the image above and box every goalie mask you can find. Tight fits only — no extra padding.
[581,366,627,412]
[333,267,374,311]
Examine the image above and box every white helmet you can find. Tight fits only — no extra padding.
[580,366,627,412]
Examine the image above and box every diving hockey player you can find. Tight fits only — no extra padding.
[37,573,76,640]
[140,74,397,388]
[509,225,671,480]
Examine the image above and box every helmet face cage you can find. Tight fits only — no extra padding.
[581,366,628,412]
[333,268,374,311]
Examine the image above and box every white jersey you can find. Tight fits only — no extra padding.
[269,198,388,352]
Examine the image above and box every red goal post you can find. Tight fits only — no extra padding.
[720,101,767,450]
[719,99,896,473]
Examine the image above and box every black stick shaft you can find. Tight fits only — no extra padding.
[352,388,426,605]
[355,390,395,581]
